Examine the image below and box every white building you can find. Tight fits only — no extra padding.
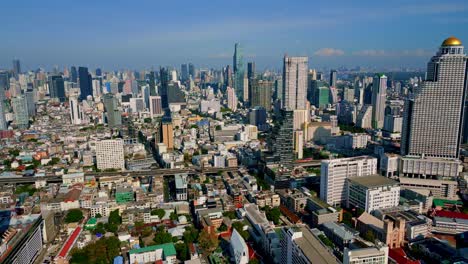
[69,96,83,125]
[343,244,388,264]
[380,154,399,178]
[95,139,125,170]
[227,86,238,112]
[344,133,370,149]
[200,99,221,113]
[128,243,176,264]
[371,74,387,129]
[320,156,377,207]
[175,173,188,201]
[243,125,258,140]
[230,229,249,264]
[283,56,308,111]
[129,98,145,113]
[347,175,400,213]
[356,105,372,129]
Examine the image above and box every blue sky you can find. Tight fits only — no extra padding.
[1,0,467,71]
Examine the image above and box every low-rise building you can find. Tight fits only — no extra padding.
[128,243,177,264]
[347,175,400,213]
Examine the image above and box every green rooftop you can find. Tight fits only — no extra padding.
[86,217,97,225]
[433,199,463,207]
[129,243,176,256]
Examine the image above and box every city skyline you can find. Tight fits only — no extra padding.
[0,0,467,70]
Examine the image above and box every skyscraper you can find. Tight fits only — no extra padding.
[96,139,125,170]
[371,74,387,129]
[69,96,82,125]
[282,56,308,110]
[49,75,66,102]
[247,62,255,80]
[233,43,245,101]
[149,96,163,117]
[78,67,93,100]
[226,86,238,112]
[160,117,174,150]
[149,71,156,96]
[12,59,21,78]
[70,66,78,83]
[249,107,268,131]
[402,37,467,159]
[181,64,188,82]
[103,93,122,127]
[159,67,170,108]
[95,68,102,77]
[0,85,7,130]
[188,63,195,79]
[274,110,295,170]
[399,37,467,199]
[12,95,29,129]
[309,80,330,109]
[329,69,337,87]
[25,89,35,117]
[250,79,272,110]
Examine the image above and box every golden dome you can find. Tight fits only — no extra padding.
[442,36,462,46]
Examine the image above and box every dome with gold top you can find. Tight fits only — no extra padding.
[442,36,462,46]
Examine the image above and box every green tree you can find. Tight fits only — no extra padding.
[175,242,189,261]
[218,223,228,232]
[153,228,173,244]
[223,211,236,219]
[264,206,281,225]
[93,222,106,235]
[65,209,84,223]
[183,226,199,244]
[109,209,121,225]
[170,211,178,221]
[198,229,219,253]
[95,213,102,218]
[151,209,166,219]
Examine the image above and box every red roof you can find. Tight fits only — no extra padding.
[389,248,421,264]
[435,210,468,220]
[57,226,82,258]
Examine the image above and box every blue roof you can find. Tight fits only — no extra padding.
[113,256,123,264]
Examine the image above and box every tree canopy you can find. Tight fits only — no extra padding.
[65,209,84,223]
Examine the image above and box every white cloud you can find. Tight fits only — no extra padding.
[314,48,345,56]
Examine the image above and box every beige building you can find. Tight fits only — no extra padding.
[356,212,405,249]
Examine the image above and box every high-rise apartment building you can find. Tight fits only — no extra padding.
[96,139,125,170]
[69,96,82,125]
[402,36,467,159]
[371,74,387,129]
[320,156,378,206]
[149,71,156,96]
[282,56,308,110]
[160,117,174,150]
[149,96,163,117]
[12,95,29,129]
[25,89,35,117]
[250,79,272,110]
[78,67,93,100]
[49,75,66,102]
[12,59,21,78]
[181,64,188,82]
[330,69,337,87]
[0,82,7,130]
[227,86,238,112]
[233,43,245,102]
[102,93,122,127]
[159,67,170,108]
[274,110,295,171]
[70,66,78,83]
[188,63,195,79]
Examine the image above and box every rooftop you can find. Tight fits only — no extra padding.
[348,174,398,188]
[128,243,176,256]
[295,227,339,264]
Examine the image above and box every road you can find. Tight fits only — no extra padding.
[0,166,239,185]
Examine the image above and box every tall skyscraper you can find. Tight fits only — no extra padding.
[188,63,195,79]
[25,89,35,117]
[181,64,188,82]
[250,79,272,110]
[160,117,174,150]
[226,86,238,112]
[274,110,295,170]
[149,96,163,117]
[70,66,78,83]
[402,37,467,159]
[12,95,29,129]
[249,107,268,131]
[371,74,387,129]
[69,96,82,125]
[282,56,308,110]
[95,68,102,77]
[49,75,66,102]
[96,139,125,170]
[247,62,255,80]
[309,80,330,109]
[159,67,170,108]
[233,43,245,101]
[103,93,122,127]
[399,37,467,199]
[0,72,9,91]
[0,85,7,130]
[78,67,93,100]
[149,71,156,96]
[329,69,337,87]
[12,59,21,78]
